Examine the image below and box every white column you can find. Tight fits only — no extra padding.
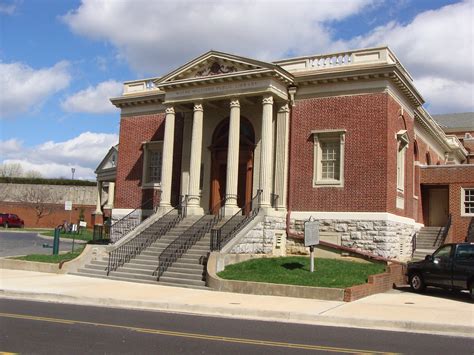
[160,106,175,208]
[95,181,103,214]
[225,98,241,214]
[274,103,290,210]
[260,95,274,207]
[106,182,115,209]
[187,103,204,215]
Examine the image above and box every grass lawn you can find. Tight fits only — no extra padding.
[217,257,386,288]
[14,246,85,264]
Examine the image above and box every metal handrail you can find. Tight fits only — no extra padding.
[434,214,452,247]
[271,193,279,208]
[106,207,182,275]
[153,196,227,280]
[411,233,417,257]
[210,189,262,251]
[466,217,474,243]
[110,195,160,243]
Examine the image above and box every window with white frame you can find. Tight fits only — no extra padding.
[312,130,345,186]
[462,188,474,216]
[396,130,409,192]
[142,141,163,187]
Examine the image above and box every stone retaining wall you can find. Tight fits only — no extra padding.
[290,218,418,261]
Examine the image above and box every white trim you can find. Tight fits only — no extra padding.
[312,130,345,187]
[461,187,474,217]
[290,211,418,225]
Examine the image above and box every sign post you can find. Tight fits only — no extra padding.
[304,217,319,272]
[65,200,72,226]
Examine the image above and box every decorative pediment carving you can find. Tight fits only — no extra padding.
[157,52,272,85]
[195,61,238,77]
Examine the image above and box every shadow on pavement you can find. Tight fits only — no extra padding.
[394,285,473,304]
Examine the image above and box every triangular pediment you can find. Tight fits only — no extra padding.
[95,145,118,174]
[156,51,276,85]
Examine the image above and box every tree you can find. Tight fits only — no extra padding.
[24,170,43,178]
[0,163,23,177]
[15,186,59,223]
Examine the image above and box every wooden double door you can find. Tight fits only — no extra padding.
[209,117,255,214]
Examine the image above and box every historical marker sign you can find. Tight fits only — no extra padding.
[64,201,72,211]
[304,220,319,247]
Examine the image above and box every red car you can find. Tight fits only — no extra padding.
[0,213,24,228]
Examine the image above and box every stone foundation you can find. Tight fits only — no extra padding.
[230,216,286,254]
[290,217,418,261]
[229,214,417,260]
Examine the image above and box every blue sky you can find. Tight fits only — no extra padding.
[1,0,472,180]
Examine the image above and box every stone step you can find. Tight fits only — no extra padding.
[158,275,206,287]
[161,270,204,281]
[167,265,205,275]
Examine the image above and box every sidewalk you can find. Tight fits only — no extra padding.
[0,269,472,338]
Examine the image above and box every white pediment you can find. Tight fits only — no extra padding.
[156,51,275,85]
[95,145,118,174]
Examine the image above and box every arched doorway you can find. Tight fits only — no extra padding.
[210,117,255,214]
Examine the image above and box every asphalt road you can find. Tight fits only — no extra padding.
[0,299,472,354]
[0,231,80,257]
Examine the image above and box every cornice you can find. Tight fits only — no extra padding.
[292,64,423,108]
[415,107,467,160]
[110,91,165,108]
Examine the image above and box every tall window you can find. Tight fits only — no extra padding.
[312,130,345,187]
[143,141,163,187]
[396,130,409,193]
[462,188,474,216]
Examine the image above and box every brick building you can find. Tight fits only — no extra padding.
[108,47,474,261]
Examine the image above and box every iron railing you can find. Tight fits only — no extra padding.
[411,233,417,257]
[109,195,160,243]
[210,189,262,251]
[434,213,452,247]
[465,217,474,243]
[271,193,279,208]
[154,215,218,280]
[153,197,225,280]
[106,207,182,275]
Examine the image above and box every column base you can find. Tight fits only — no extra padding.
[224,204,241,216]
[186,205,205,216]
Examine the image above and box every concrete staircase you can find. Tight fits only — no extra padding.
[73,215,213,290]
[412,226,444,261]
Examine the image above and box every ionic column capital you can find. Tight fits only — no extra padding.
[230,98,240,108]
[262,95,274,105]
[278,103,290,113]
[165,106,175,115]
[193,103,204,112]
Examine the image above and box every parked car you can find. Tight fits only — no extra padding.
[0,213,25,228]
[407,243,474,299]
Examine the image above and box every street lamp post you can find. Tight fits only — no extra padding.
[71,168,76,180]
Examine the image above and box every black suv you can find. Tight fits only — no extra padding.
[407,243,474,299]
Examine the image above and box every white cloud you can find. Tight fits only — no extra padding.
[0,61,71,118]
[341,0,474,113]
[61,80,122,114]
[0,132,118,180]
[0,1,18,15]
[62,0,374,74]
[415,77,474,114]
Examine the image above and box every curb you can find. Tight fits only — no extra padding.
[1,289,472,338]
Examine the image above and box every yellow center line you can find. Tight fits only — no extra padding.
[0,312,399,354]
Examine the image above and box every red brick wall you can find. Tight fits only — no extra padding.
[289,94,389,212]
[0,201,95,228]
[344,263,406,302]
[289,93,417,218]
[420,165,474,242]
[115,113,183,209]
[386,96,416,219]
